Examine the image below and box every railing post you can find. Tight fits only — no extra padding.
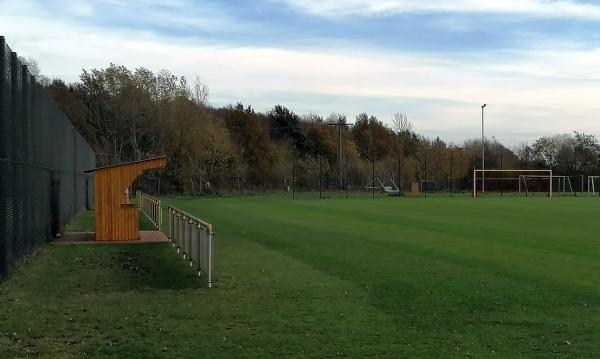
[182,215,188,259]
[158,200,162,230]
[168,208,173,244]
[196,223,204,277]
[168,207,214,288]
[138,192,162,230]
[176,213,182,253]
[207,225,214,288]
[189,219,194,267]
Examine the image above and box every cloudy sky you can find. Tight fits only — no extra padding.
[2,0,600,145]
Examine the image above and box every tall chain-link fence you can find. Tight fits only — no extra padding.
[0,37,96,279]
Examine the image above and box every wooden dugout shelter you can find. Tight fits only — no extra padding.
[84,157,167,241]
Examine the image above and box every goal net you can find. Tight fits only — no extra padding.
[520,175,574,196]
[473,169,553,197]
[420,180,438,193]
[365,177,400,195]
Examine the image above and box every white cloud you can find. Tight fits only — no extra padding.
[2,2,600,144]
[100,0,249,33]
[64,0,95,17]
[279,0,600,20]
[1,0,247,33]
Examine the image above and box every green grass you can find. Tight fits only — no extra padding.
[65,209,158,232]
[2,195,600,358]
[64,210,96,232]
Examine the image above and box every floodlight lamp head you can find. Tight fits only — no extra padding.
[482,104,487,109]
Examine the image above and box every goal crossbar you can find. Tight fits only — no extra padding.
[473,169,553,197]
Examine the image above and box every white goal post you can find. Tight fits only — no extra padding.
[518,175,574,196]
[589,176,600,195]
[473,169,553,197]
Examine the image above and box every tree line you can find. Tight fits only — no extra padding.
[45,64,600,194]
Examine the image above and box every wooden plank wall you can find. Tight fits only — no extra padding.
[95,158,166,241]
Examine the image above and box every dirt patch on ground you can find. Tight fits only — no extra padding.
[55,231,96,243]
[54,231,167,245]
[110,252,150,274]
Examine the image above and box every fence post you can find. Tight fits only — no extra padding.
[0,37,8,277]
[549,170,553,198]
[474,154,478,196]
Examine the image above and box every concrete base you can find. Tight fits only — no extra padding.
[56,231,168,245]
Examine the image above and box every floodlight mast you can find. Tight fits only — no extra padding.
[481,104,487,192]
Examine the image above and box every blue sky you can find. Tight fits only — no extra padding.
[3,0,600,145]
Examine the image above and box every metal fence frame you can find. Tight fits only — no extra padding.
[168,206,214,287]
[473,169,553,197]
[137,191,161,230]
[0,37,95,279]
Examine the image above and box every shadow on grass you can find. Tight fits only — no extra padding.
[65,209,160,233]
[42,243,207,294]
[126,244,208,291]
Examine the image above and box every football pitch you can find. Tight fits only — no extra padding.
[1,195,600,358]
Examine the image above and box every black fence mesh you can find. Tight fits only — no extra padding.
[0,37,96,279]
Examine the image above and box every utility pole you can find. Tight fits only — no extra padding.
[345,161,349,198]
[450,150,454,197]
[424,154,428,198]
[319,155,323,199]
[500,153,504,197]
[473,153,479,197]
[398,155,402,197]
[450,147,468,197]
[327,119,351,190]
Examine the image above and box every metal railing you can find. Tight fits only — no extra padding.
[137,191,162,230]
[168,206,215,288]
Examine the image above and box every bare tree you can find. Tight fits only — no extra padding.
[513,142,531,163]
[392,113,412,134]
[18,56,40,76]
[326,113,346,124]
[18,56,50,85]
[193,75,209,105]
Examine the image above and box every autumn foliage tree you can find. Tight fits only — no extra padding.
[46,64,600,194]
